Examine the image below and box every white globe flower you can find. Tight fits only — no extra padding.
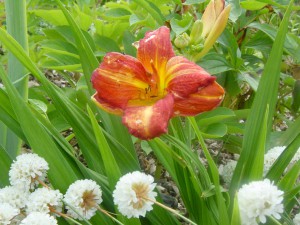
[64,179,102,220]
[26,187,63,216]
[219,160,237,187]
[294,213,300,225]
[264,146,286,176]
[9,153,49,191]
[264,146,300,176]
[20,212,57,225]
[238,179,284,225]
[0,203,20,225]
[0,185,29,209]
[113,171,157,218]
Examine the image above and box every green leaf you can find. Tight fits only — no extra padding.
[230,194,241,225]
[0,144,12,187]
[87,106,121,188]
[240,1,268,10]
[29,9,68,26]
[141,141,153,155]
[196,107,236,126]
[267,134,300,183]
[201,123,228,138]
[279,160,300,192]
[122,30,136,56]
[131,0,165,25]
[248,22,300,61]
[54,0,98,94]
[170,14,193,35]
[197,53,233,75]
[274,116,300,148]
[291,80,300,112]
[104,8,131,18]
[183,0,205,5]
[94,35,121,52]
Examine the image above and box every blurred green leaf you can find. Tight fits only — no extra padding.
[29,9,68,26]
[201,123,228,138]
[291,80,300,112]
[240,1,268,10]
[198,53,233,75]
[197,107,236,126]
[170,14,193,35]
[249,22,300,61]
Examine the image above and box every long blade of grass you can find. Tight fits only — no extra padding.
[230,0,294,194]
[2,0,29,157]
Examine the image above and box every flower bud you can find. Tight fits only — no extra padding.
[190,20,203,45]
[174,32,190,49]
[192,0,231,60]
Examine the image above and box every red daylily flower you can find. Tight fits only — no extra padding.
[91,26,224,140]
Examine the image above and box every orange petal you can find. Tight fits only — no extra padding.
[122,94,174,140]
[166,56,216,98]
[137,26,175,77]
[173,81,225,116]
[91,52,151,114]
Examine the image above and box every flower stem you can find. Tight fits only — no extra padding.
[267,216,282,225]
[97,206,125,225]
[50,208,85,225]
[144,197,197,225]
[37,178,50,189]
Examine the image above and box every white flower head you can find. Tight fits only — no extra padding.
[20,212,58,225]
[0,203,20,225]
[238,179,284,225]
[0,185,29,209]
[9,153,49,191]
[264,146,300,176]
[294,213,300,225]
[264,146,285,176]
[64,179,102,220]
[219,160,237,187]
[26,187,63,216]
[113,171,157,218]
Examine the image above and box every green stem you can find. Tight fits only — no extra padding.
[97,206,125,225]
[144,197,197,225]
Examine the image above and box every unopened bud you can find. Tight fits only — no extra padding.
[174,33,190,49]
[190,20,203,44]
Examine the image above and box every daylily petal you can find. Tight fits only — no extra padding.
[201,0,225,38]
[137,26,175,77]
[122,94,174,140]
[166,56,216,97]
[91,52,151,114]
[173,82,224,116]
[92,93,124,115]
